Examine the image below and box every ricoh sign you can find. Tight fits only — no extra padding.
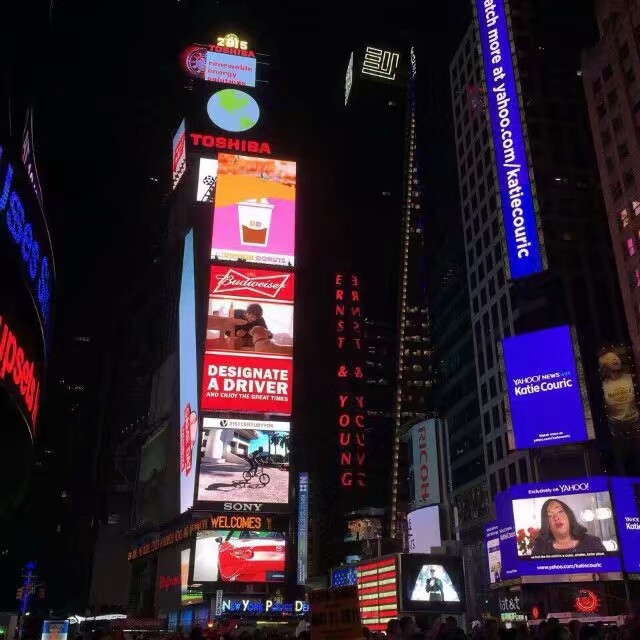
[409,419,441,508]
[474,0,545,280]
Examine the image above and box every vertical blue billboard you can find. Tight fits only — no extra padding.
[611,477,640,573]
[179,230,199,513]
[297,472,309,585]
[474,0,544,279]
[495,491,519,580]
[501,325,593,449]
[484,521,503,585]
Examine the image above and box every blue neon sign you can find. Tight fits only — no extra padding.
[474,0,544,279]
[0,145,52,330]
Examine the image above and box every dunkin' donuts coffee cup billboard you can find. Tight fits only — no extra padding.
[211,154,296,267]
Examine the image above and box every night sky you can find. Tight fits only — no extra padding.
[0,0,597,612]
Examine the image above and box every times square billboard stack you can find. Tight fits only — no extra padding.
[126,32,299,618]
[470,0,640,618]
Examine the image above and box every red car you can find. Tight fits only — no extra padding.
[218,531,286,582]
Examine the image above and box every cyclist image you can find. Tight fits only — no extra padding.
[247,446,266,475]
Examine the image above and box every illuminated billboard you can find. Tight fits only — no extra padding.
[408,419,441,507]
[399,554,465,613]
[207,89,260,133]
[355,557,398,632]
[484,522,502,585]
[611,477,640,573]
[201,265,294,415]
[205,51,256,86]
[297,472,309,585]
[180,548,203,605]
[344,517,382,543]
[407,506,442,554]
[212,154,296,266]
[598,344,640,437]
[474,0,545,279]
[501,325,594,449]
[500,477,622,578]
[196,157,218,203]
[179,231,199,513]
[172,120,186,189]
[192,530,286,583]
[196,416,290,512]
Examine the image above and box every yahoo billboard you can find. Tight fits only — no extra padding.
[610,477,640,574]
[501,325,593,449]
[474,0,544,279]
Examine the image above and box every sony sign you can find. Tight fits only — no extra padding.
[409,419,441,508]
[223,502,264,512]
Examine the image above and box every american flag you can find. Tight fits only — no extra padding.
[356,557,398,631]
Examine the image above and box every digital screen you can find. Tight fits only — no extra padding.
[41,621,68,640]
[331,566,357,588]
[399,554,465,612]
[495,491,519,580]
[181,548,203,605]
[474,0,544,279]
[179,231,199,513]
[207,89,260,132]
[598,345,640,437]
[502,325,593,449]
[196,416,290,512]
[205,51,257,87]
[201,265,294,415]
[196,157,218,203]
[408,506,442,554]
[611,477,640,572]
[212,153,296,266]
[507,478,621,576]
[484,522,503,585]
[192,530,286,583]
[344,517,382,542]
[172,119,186,189]
[297,472,309,585]
[356,557,398,632]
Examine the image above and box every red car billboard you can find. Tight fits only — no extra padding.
[201,266,294,415]
[192,530,286,583]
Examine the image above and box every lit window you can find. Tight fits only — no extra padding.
[627,237,636,256]
[620,208,630,228]
[633,201,640,217]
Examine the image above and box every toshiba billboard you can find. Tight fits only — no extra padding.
[201,266,294,415]
[408,419,442,508]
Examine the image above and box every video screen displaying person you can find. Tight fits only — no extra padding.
[409,564,461,603]
[512,491,618,559]
[599,346,640,436]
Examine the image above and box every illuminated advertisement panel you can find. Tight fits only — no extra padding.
[205,51,257,86]
[172,120,186,189]
[399,554,465,613]
[196,416,290,512]
[355,557,398,632]
[192,530,286,583]
[345,517,383,543]
[506,478,621,577]
[598,344,640,438]
[409,420,441,507]
[331,565,357,588]
[501,325,593,449]
[196,158,218,203]
[207,89,260,133]
[179,231,199,513]
[297,472,309,585]
[212,154,296,266]
[611,477,640,573]
[474,0,544,279]
[201,266,294,415]
[181,548,203,605]
[484,522,503,585]
[407,506,442,554]
[495,491,519,580]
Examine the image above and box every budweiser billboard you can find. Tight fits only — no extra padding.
[201,266,294,415]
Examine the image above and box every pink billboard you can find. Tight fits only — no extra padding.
[211,154,296,267]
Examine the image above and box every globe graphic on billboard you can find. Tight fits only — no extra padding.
[206,89,260,133]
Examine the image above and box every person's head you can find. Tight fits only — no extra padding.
[569,621,582,637]
[400,616,417,635]
[579,626,599,640]
[539,499,587,543]
[430,568,436,577]
[245,303,264,322]
[362,627,371,639]
[445,617,457,630]
[599,351,623,376]
[387,619,400,636]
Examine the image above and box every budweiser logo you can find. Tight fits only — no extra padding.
[159,575,180,590]
[214,269,291,299]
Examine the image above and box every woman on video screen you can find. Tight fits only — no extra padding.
[531,499,607,556]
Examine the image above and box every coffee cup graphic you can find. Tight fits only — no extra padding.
[238,198,274,246]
